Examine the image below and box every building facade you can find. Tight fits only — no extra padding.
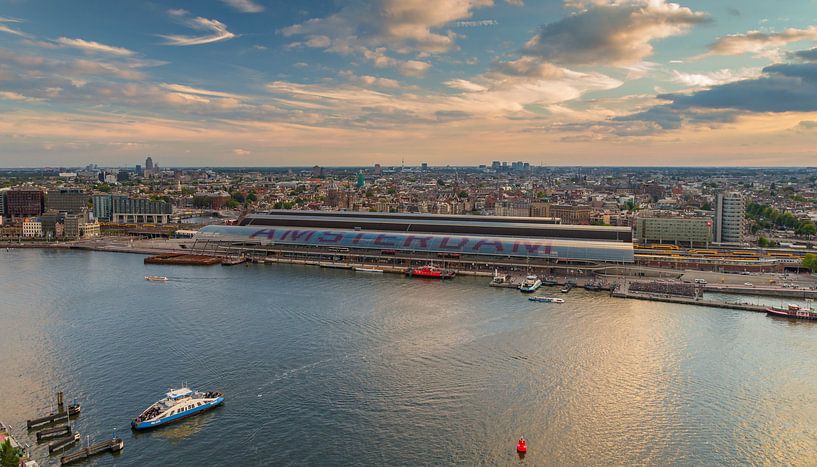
[6,188,45,218]
[635,217,713,246]
[93,194,173,223]
[46,188,89,214]
[22,218,43,237]
[714,192,745,244]
[550,205,593,225]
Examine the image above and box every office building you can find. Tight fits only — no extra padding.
[46,188,89,214]
[6,187,45,218]
[93,194,173,223]
[635,217,713,246]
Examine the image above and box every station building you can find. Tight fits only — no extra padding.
[194,211,634,266]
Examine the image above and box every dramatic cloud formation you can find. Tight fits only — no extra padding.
[160,12,236,46]
[704,26,817,58]
[522,0,708,66]
[221,0,264,13]
[56,37,135,56]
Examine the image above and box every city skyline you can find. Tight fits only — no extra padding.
[2,0,817,167]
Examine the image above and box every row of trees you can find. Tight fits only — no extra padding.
[803,254,817,273]
[746,203,817,236]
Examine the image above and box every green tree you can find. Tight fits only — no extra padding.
[758,236,770,248]
[1,439,20,467]
[225,199,239,209]
[802,254,817,272]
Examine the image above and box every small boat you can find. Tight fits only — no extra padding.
[354,267,384,273]
[541,277,558,286]
[584,282,601,291]
[766,304,817,320]
[516,437,527,453]
[519,275,542,293]
[145,275,168,282]
[131,387,224,430]
[560,284,572,293]
[407,265,455,279]
[528,296,564,303]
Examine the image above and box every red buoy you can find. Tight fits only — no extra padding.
[516,437,527,453]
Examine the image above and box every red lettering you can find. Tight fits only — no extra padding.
[374,234,396,246]
[439,236,468,250]
[249,228,275,239]
[403,235,432,248]
[318,232,343,243]
[473,240,504,252]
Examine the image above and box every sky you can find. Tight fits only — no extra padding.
[1,0,817,167]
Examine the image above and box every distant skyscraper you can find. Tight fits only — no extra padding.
[356,172,365,188]
[145,156,154,170]
[714,192,745,244]
[421,162,428,171]
[373,163,382,176]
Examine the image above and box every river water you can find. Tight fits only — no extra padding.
[1,249,815,465]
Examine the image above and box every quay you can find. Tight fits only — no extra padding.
[60,437,124,465]
[612,290,767,312]
[36,424,71,442]
[144,253,221,265]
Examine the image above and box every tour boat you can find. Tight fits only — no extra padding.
[407,265,455,279]
[354,267,384,273]
[766,304,817,320]
[145,275,168,282]
[131,388,224,430]
[528,296,565,303]
[519,275,542,293]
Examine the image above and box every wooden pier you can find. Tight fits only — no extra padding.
[49,433,80,454]
[144,253,221,265]
[60,438,124,465]
[36,424,71,442]
[26,392,81,429]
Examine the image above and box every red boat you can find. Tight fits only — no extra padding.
[516,437,527,453]
[407,265,455,279]
[766,304,817,320]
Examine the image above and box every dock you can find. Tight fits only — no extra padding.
[36,425,71,442]
[27,392,81,429]
[612,290,767,312]
[144,253,221,266]
[60,438,124,465]
[49,433,80,454]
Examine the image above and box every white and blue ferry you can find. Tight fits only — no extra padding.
[131,387,224,430]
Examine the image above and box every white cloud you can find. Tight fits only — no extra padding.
[703,27,817,59]
[159,83,244,99]
[670,68,760,88]
[221,0,264,13]
[56,37,135,56]
[160,14,236,46]
[0,17,26,37]
[399,60,431,77]
[444,79,488,92]
[233,148,251,156]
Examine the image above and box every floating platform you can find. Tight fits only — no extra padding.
[144,253,221,266]
[36,425,71,442]
[60,438,124,465]
[49,432,80,454]
[221,257,247,266]
[27,405,80,429]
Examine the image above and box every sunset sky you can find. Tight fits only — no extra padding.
[2,0,817,167]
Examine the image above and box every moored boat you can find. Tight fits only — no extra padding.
[766,304,817,320]
[145,275,168,281]
[528,296,564,303]
[519,275,542,293]
[131,387,224,430]
[354,267,384,273]
[407,265,455,279]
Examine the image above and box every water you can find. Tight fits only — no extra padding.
[1,249,816,465]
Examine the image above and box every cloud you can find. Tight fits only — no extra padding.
[793,47,817,62]
[522,0,708,66]
[221,0,264,13]
[280,1,493,74]
[339,71,402,88]
[159,83,244,99]
[56,37,135,56]
[703,27,817,59]
[455,20,497,27]
[0,91,36,101]
[160,13,236,46]
[444,78,488,92]
[617,56,817,131]
[233,148,251,155]
[0,16,27,37]
[670,68,760,87]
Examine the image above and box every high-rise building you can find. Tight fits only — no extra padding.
[46,188,89,214]
[145,156,154,170]
[6,187,45,218]
[714,192,745,244]
[421,162,428,171]
[635,217,713,246]
[356,172,365,188]
[373,164,382,176]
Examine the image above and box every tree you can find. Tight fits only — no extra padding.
[802,254,817,273]
[1,440,20,467]
[758,236,770,248]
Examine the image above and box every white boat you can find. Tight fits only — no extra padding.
[131,387,224,430]
[519,275,542,293]
[528,296,565,303]
[145,275,168,281]
[354,267,384,273]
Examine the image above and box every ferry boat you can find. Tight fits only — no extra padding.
[145,275,168,281]
[407,265,455,279]
[519,275,542,293]
[354,267,384,273]
[766,304,817,320]
[528,296,565,303]
[131,388,224,430]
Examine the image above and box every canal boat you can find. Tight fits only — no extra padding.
[560,284,573,293]
[766,304,817,320]
[131,388,224,430]
[519,275,542,293]
[145,275,168,281]
[528,296,564,303]
[407,265,455,279]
